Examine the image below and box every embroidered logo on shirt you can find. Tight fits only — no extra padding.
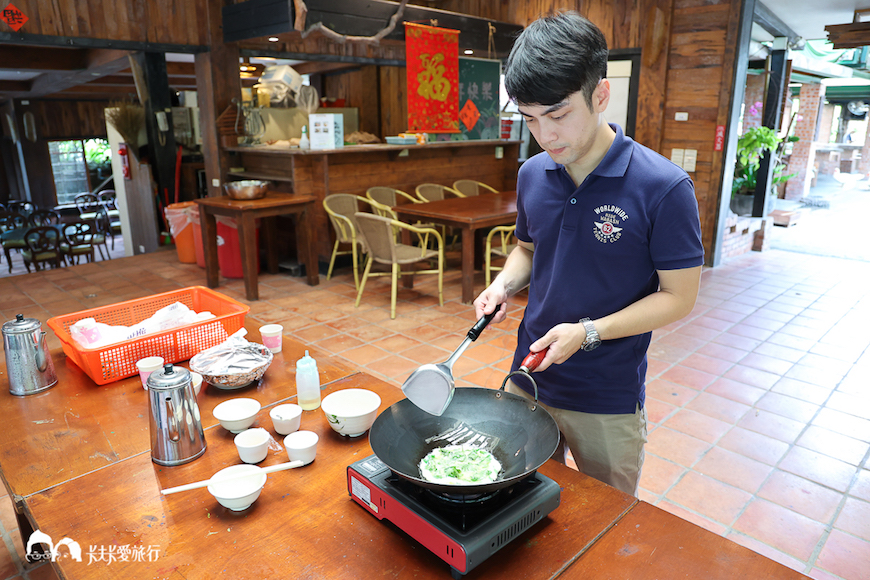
[592,204,628,243]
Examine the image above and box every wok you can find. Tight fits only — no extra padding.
[369,384,559,494]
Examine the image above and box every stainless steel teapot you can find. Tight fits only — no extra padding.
[147,364,207,466]
[2,314,58,396]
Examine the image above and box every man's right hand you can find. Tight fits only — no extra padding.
[473,280,509,324]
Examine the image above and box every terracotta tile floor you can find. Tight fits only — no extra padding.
[0,244,868,579]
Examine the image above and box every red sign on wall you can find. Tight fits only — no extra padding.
[714,125,726,151]
[404,22,460,133]
[1,4,27,32]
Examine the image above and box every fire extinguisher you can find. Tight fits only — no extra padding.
[118,143,131,180]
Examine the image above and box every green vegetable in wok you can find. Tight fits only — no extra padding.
[419,446,502,485]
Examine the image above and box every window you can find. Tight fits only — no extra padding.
[48,139,111,205]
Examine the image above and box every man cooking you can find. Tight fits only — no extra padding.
[473,12,705,496]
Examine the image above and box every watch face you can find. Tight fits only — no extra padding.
[582,340,601,352]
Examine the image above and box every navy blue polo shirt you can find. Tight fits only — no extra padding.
[511,125,704,414]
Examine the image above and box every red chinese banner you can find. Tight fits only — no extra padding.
[404,22,460,133]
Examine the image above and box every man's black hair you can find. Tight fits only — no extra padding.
[504,12,609,109]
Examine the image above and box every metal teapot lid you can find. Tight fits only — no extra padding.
[2,314,41,335]
[147,364,191,391]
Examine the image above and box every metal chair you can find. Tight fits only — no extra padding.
[61,220,97,265]
[7,200,35,215]
[1,212,29,273]
[485,225,518,286]
[89,208,112,259]
[353,212,444,319]
[323,194,371,290]
[414,183,464,202]
[22,226,63,272]
[29,209,61,227]
[452,180,499,197]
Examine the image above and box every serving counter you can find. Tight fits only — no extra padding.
[224,140,521,263]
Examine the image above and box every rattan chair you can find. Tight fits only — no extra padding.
[323,194,371,290]
[452,180,499,197]
[61,220,97,265]
[22,226,63,272]
[365,186,420,207]
[485,225,518,286]
[414,183,464,203]
[353,212,443,319]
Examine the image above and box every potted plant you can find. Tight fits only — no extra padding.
[731,121,799,215]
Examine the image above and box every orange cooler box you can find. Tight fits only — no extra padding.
[47,286,249,385]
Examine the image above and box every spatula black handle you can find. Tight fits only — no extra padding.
[467,310,497,341]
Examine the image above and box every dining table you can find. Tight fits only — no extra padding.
[0,317,811,579]
[194,192,319,301]
[394,191,517,303]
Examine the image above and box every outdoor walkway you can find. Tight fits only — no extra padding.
[0,220,867,579]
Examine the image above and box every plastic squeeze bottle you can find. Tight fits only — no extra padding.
[296,350,321,410]
[298,125,310,150]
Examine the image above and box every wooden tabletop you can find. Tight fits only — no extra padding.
[25,373,638,579]
[194,192,315,213]
[394,191,517,228]
[0,320,354,503]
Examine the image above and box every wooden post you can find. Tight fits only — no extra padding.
[196,0,242,199]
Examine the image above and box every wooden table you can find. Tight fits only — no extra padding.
[195,193,319,301]
[395,191,517,303]
[0,320,354,551]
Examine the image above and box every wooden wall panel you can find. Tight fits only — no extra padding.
[11,0,208,45]
[28,100,110,140]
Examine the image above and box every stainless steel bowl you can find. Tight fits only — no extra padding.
[224,180,270,200]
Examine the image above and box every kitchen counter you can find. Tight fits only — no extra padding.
[224,140,521,263]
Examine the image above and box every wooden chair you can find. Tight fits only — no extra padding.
[61,220,97,265]
[353,212,444,319]
[452,180,499,197]
[323,194,371,290]
[485,225,518,286]
[22,226,63,272]
[7,200,35,214]
[29,209,61,227]
[414,183,464,202]
[75,193,99,214]
[1,212,29,273]
[89,208,112,259]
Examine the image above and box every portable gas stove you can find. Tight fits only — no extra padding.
[347,455,561,578]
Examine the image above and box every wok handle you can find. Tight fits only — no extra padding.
[519,347,548,373]
[467,310,497,341]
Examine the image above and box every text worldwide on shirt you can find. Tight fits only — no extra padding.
[592,204,628,244]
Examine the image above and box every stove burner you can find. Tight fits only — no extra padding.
[387,471,541,533]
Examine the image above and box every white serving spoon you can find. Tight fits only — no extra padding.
[160,460,304,495]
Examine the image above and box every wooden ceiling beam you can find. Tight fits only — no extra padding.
[825,21,870,49]
[0,45,88,71]
[0,80,31,91]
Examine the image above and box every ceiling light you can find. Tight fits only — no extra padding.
[268,37,279,42]
[464,49,473,55]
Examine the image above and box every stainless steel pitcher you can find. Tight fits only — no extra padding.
[2,314,58,396]
[147,364,207,466]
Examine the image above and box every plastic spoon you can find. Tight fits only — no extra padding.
[160,460,304,495]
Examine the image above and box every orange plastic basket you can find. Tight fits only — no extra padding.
[47,286,250,386]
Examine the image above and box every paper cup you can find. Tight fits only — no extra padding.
[284,430,318,465]
[259,324,283,354]
[136,356,165,390]
[235,428,271,464]
[270,403,302,435]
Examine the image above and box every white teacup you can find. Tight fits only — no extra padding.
[270,404,302,435]
[136,356,164,390]
[190,371,203,396]
[234,428,271,464]
[284,430,318,465]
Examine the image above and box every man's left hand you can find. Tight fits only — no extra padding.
[528,322,587,372]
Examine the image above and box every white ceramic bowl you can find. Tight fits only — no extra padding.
[270,403,302,435]
[284,430,319,465]
[207,464,267,511]
[320,388,381,437]
[190,371,203,396]
[213,398,261,433]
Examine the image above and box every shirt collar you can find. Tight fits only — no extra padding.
[543,123,633,178]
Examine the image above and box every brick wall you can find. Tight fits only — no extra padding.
[721,214,762,258]
[785,83,825,200]
[743,75,765,131]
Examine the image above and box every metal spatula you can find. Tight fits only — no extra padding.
[401,311,497,416]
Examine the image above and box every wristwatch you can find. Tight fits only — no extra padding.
[580,318,601,351]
